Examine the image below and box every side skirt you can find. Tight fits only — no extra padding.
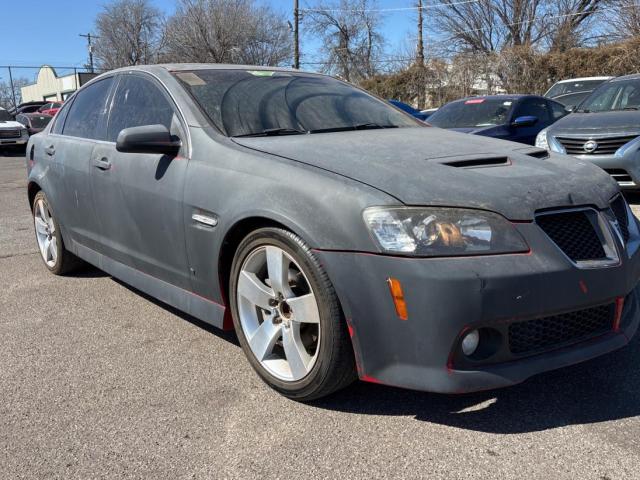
[72,242,226,329]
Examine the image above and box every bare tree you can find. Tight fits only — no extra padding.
[604,0,640,40]
[434,0,546,53]
[93,0,165,69]
[163,0,291,66]
[547,0,603,52]
[0,78,30,110]
[305,0,384,82]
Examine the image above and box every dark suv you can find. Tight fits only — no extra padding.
[536,74,640,189]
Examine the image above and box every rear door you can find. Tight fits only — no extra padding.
[90,72,191,289]
[45,77,115,251]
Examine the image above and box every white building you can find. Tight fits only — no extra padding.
[20,66,98,102]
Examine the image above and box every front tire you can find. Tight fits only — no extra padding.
[32,191,81,275]
[230,227,356,401]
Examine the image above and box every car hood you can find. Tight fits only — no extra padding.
[0,120,25,129]
[549,111,640,136]
[232,127,618,221]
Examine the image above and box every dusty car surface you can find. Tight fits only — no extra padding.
[26,64,640,401]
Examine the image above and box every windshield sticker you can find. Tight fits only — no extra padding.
[248,70,275,77]
[175,72,206,86]
[465,98,485,104]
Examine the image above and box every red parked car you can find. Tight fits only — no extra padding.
[38,101,64,116]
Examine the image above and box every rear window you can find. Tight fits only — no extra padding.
[428,98,514,129]
[546,80,606,98]
[30,115,52,128]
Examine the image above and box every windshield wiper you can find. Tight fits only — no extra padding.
[233,127,308,137]
[309,123,400,134]
[622,107,639,111]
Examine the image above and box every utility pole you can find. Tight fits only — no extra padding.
[8,66,17,110]
[293,0,300,69]
[416,0,425,66]
[79,33,98,73]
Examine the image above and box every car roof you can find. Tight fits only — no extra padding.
[451,94,542,103]
[554,76,613,83]
[109,63,306,75]
[22,112,52,117]
[610,73,640,82]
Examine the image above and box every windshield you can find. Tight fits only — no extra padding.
[428,98,514,129]
[174,70,419,137]
[577,79,640,112]
[30,115,52,128]
[0,110,11,122]
[546,80,606,98]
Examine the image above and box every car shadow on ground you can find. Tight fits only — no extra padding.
[79,269,640,434]
[0,148,27,157]
[110,276,240,347]
[312,333,640,433]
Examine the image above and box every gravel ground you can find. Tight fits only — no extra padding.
[2,153,640,479]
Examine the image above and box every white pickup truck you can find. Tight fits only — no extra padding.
[0,107,29,150]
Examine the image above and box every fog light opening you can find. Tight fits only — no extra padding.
[461,330,480,357]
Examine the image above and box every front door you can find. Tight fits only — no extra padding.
[90,73,191,290]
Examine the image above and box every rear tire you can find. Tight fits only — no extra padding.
[230,227,356,401]
[32,191,82,275]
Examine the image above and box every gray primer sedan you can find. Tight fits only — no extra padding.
[26,64,640,401]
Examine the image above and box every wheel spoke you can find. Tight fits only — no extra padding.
[249,319,282,361]
[43,238,51,261]
[283,324,312,379]
[34,217,48,235]
[49,237,58,263]
[287,293,320,324]
[238,271,274,310]
[266,246,291,297]
[37,201,47,222]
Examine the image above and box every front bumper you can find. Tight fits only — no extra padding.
[0,138,27,146]
[315,222,640,394]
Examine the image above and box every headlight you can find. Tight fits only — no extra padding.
[20,128,28,137]
[363,207,529,256]
[535,128,549,150]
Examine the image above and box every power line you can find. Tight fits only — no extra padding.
[300,0,480,13]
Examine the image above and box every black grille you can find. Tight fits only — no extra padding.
[509,303,614,355]
[611,196,630,242]
[0,129,21,139]
[604,168,634,185]
[537,211,605,261]
[555,135,638,155]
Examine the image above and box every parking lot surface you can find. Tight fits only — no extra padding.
[2,153,640,479]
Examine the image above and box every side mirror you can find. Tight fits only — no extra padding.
[566,105,575,113]
[116,124,181,156]
[512,115,538,128]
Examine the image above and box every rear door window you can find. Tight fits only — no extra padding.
[62,77,114,140]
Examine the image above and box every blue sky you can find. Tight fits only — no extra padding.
[0,0,418,80]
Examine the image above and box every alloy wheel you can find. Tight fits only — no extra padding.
[236,245,321,382]
[34,198,57,268]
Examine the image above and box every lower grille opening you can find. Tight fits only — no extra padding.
[536,210,606,262]
[509,303,615,356]
[604,169,635,186]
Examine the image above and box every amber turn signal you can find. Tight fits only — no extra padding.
[387,277,408,321]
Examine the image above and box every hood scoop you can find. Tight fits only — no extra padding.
[516,148,549,160]
[442,156,510,169]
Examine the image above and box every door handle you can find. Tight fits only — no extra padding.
[44,145,55,156]
[93,157,112,171]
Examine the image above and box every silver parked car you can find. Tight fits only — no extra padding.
[537,74,640,189]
